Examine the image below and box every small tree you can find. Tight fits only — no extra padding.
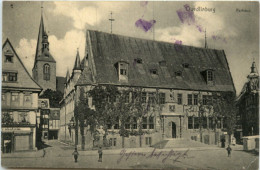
[211,92,237,144]
[40,89,63,108]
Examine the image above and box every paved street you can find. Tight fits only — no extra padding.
[1,140,259,169]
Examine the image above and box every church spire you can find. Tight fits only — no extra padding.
[66,69,70,82]
[248,61,258,79]
[73,48,81,70]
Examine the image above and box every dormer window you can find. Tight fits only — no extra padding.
[134,58,143,64]
[150,69,158,75]
[159,60,166,66]
[207,70,213,81]
[175,71,182,77]
[115,61,129,82]
[182,63,189,68]
[202,69,214,85]
[120,68,127,75]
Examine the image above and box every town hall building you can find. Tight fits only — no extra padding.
[59,30,236,149]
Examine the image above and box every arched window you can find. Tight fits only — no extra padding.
[43,64,50,80]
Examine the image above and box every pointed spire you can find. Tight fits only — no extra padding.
[248,61,258,78]
[66,69,70,82]
[205,29,208,49]
[81,54,89,70]
[73,48,81,70]
[251,61,257,74]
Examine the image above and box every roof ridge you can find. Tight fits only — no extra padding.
[87,29,223,51]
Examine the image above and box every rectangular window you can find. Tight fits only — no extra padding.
[148,93,155,104]
[109,138,112,146]
[207,70,213,81]
[2,72,18,82]
[223,117,228,129]
[194,117,199,129]
[188,94,192,105]
[202,95,207,105]
[141,92,147,103]
[132,117,137,129]
[207,96,213,105]
[2,93,6,105]
[125,117,130,129]
[107,123,112,129]
[149,117,154,129]
[159,93,165,104]
[177,94,182,105]
[193,94,198,105]
[202,117,207,129]
[5,55,13,63]
[188,116,193,129]
[120,69,127,75]
[145,137,152,145]
[114,117,119,129]
[209,117,214,129]
[216,117,221,129]
[24,94,31,106]
[11,93,19,105]
[142,117,147,129]
[113,138,117,146]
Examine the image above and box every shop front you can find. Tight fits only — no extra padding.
[1,127,35,153]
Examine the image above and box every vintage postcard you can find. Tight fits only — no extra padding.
[1,1,259,169]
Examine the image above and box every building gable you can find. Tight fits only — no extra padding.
[2,39,42,91]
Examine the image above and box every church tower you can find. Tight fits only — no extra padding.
[32,14,56,92]
[247,61,259,93]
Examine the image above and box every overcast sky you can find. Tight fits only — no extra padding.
[2,1,259,95]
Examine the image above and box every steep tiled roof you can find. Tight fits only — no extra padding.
[2,39,42,91]
[78,30,235,92]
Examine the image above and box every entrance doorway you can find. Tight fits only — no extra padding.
[172,122,176,138]
[2,133,12,153]
[48,130,58,140]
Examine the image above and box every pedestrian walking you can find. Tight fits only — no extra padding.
[98,146,103,162]
[42,148,46,158]
[226,145,232,157]
[72,148,79,163]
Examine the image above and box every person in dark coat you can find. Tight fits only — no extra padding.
[42,148,46,157]
[98,146,103,162]
[226,145,232,157]
[72,148,79,162]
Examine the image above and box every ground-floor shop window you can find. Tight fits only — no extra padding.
[145,137,152,145]
[194,117,199,129]
[209,117,214,129]
[109,138,117,146]
[142,117,147,129]
[188,116,193,129]
[149,117,154,129]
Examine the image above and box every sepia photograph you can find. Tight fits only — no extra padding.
[1,1,259,169]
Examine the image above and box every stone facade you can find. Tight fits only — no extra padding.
[33,61,56,91]
[59,30,235,149]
